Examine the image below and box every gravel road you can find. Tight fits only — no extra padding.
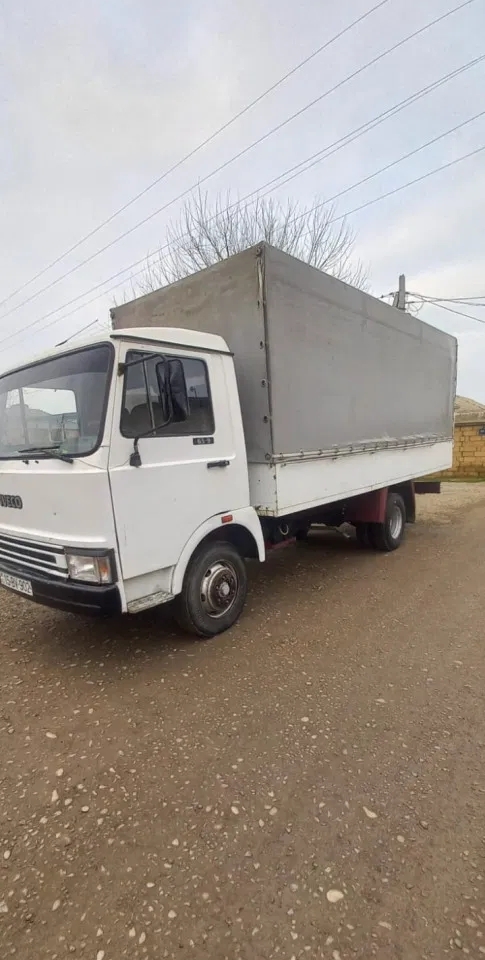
[1,483,484,959]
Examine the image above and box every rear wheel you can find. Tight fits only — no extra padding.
[369,492,406,552]
[174,541,247,638]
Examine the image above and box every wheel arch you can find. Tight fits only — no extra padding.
[347,480,416,526]
[171,511,265,596]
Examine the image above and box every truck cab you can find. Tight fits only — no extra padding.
[0,328,264,633]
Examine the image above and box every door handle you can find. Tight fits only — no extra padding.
[207,460,230,469]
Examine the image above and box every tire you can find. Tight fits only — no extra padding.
[369,492,406,552]
[355,522,371,548]
[174,541,248,638]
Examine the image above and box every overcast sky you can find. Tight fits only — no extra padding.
[1,0,485,399]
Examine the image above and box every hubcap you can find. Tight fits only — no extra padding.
[200,561,239,619]
[389,503,403,540]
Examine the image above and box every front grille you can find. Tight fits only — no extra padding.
[0,533,67,580]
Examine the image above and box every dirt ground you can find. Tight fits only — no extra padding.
[1,483,484,959]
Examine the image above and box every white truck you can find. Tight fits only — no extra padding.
[0,244,456,636]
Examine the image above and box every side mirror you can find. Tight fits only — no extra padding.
[155,359,171,424]
[168,358,189,422]
[155,358,189,423]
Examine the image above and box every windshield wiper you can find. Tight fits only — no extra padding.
[19,445,74,464]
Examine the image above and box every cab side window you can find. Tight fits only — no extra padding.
[120,351,214,438]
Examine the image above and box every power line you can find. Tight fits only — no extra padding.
[0,0,476,324]
[425,301,485,324]
[7,53,481,350]
[407,298,485,306]
[317,143,485,226]
[410,298,485,308]
[0,0,393,311]
[263,109,485,220]
[6,140,484,354]
[4,92,483,355]
[410,293,485,306]
[417,294,485,300]
[55,319,105,347]
[410,296,485,324]
[250,56,485,200]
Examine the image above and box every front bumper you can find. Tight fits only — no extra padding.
[0,558,121,616]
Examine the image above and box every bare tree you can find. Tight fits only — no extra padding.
[134,191,368,294]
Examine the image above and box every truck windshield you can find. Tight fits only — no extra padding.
[0,344,113,460]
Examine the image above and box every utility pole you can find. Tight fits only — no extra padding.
[392,274,406,310]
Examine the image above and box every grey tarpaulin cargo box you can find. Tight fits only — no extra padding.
[111,243,457,465]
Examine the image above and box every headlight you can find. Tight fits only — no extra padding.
[65,552,114,584]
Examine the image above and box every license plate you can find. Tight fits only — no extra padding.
[0,573,33,597]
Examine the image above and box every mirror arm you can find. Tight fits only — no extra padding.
[130,438,142,468]
[129,417,173,467]
[118,353,165,376]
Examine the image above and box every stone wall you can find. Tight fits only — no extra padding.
[432,421,485,480]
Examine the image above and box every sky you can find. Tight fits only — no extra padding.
[1,0,485,400]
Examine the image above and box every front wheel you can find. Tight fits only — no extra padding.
[369,492,406,552]
[174,541,248,638]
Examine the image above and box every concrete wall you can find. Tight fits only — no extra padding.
[431,420,485,479]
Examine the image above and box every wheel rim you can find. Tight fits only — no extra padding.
[200,561,239,619]
[389,503,403,540]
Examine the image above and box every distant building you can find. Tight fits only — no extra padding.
[454,395,485,423]
[431,396,485,480]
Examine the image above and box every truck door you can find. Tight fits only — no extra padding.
[108,345,248,596]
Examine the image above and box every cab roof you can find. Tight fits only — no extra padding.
[111,326,231,355]
[0,326,231,378]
